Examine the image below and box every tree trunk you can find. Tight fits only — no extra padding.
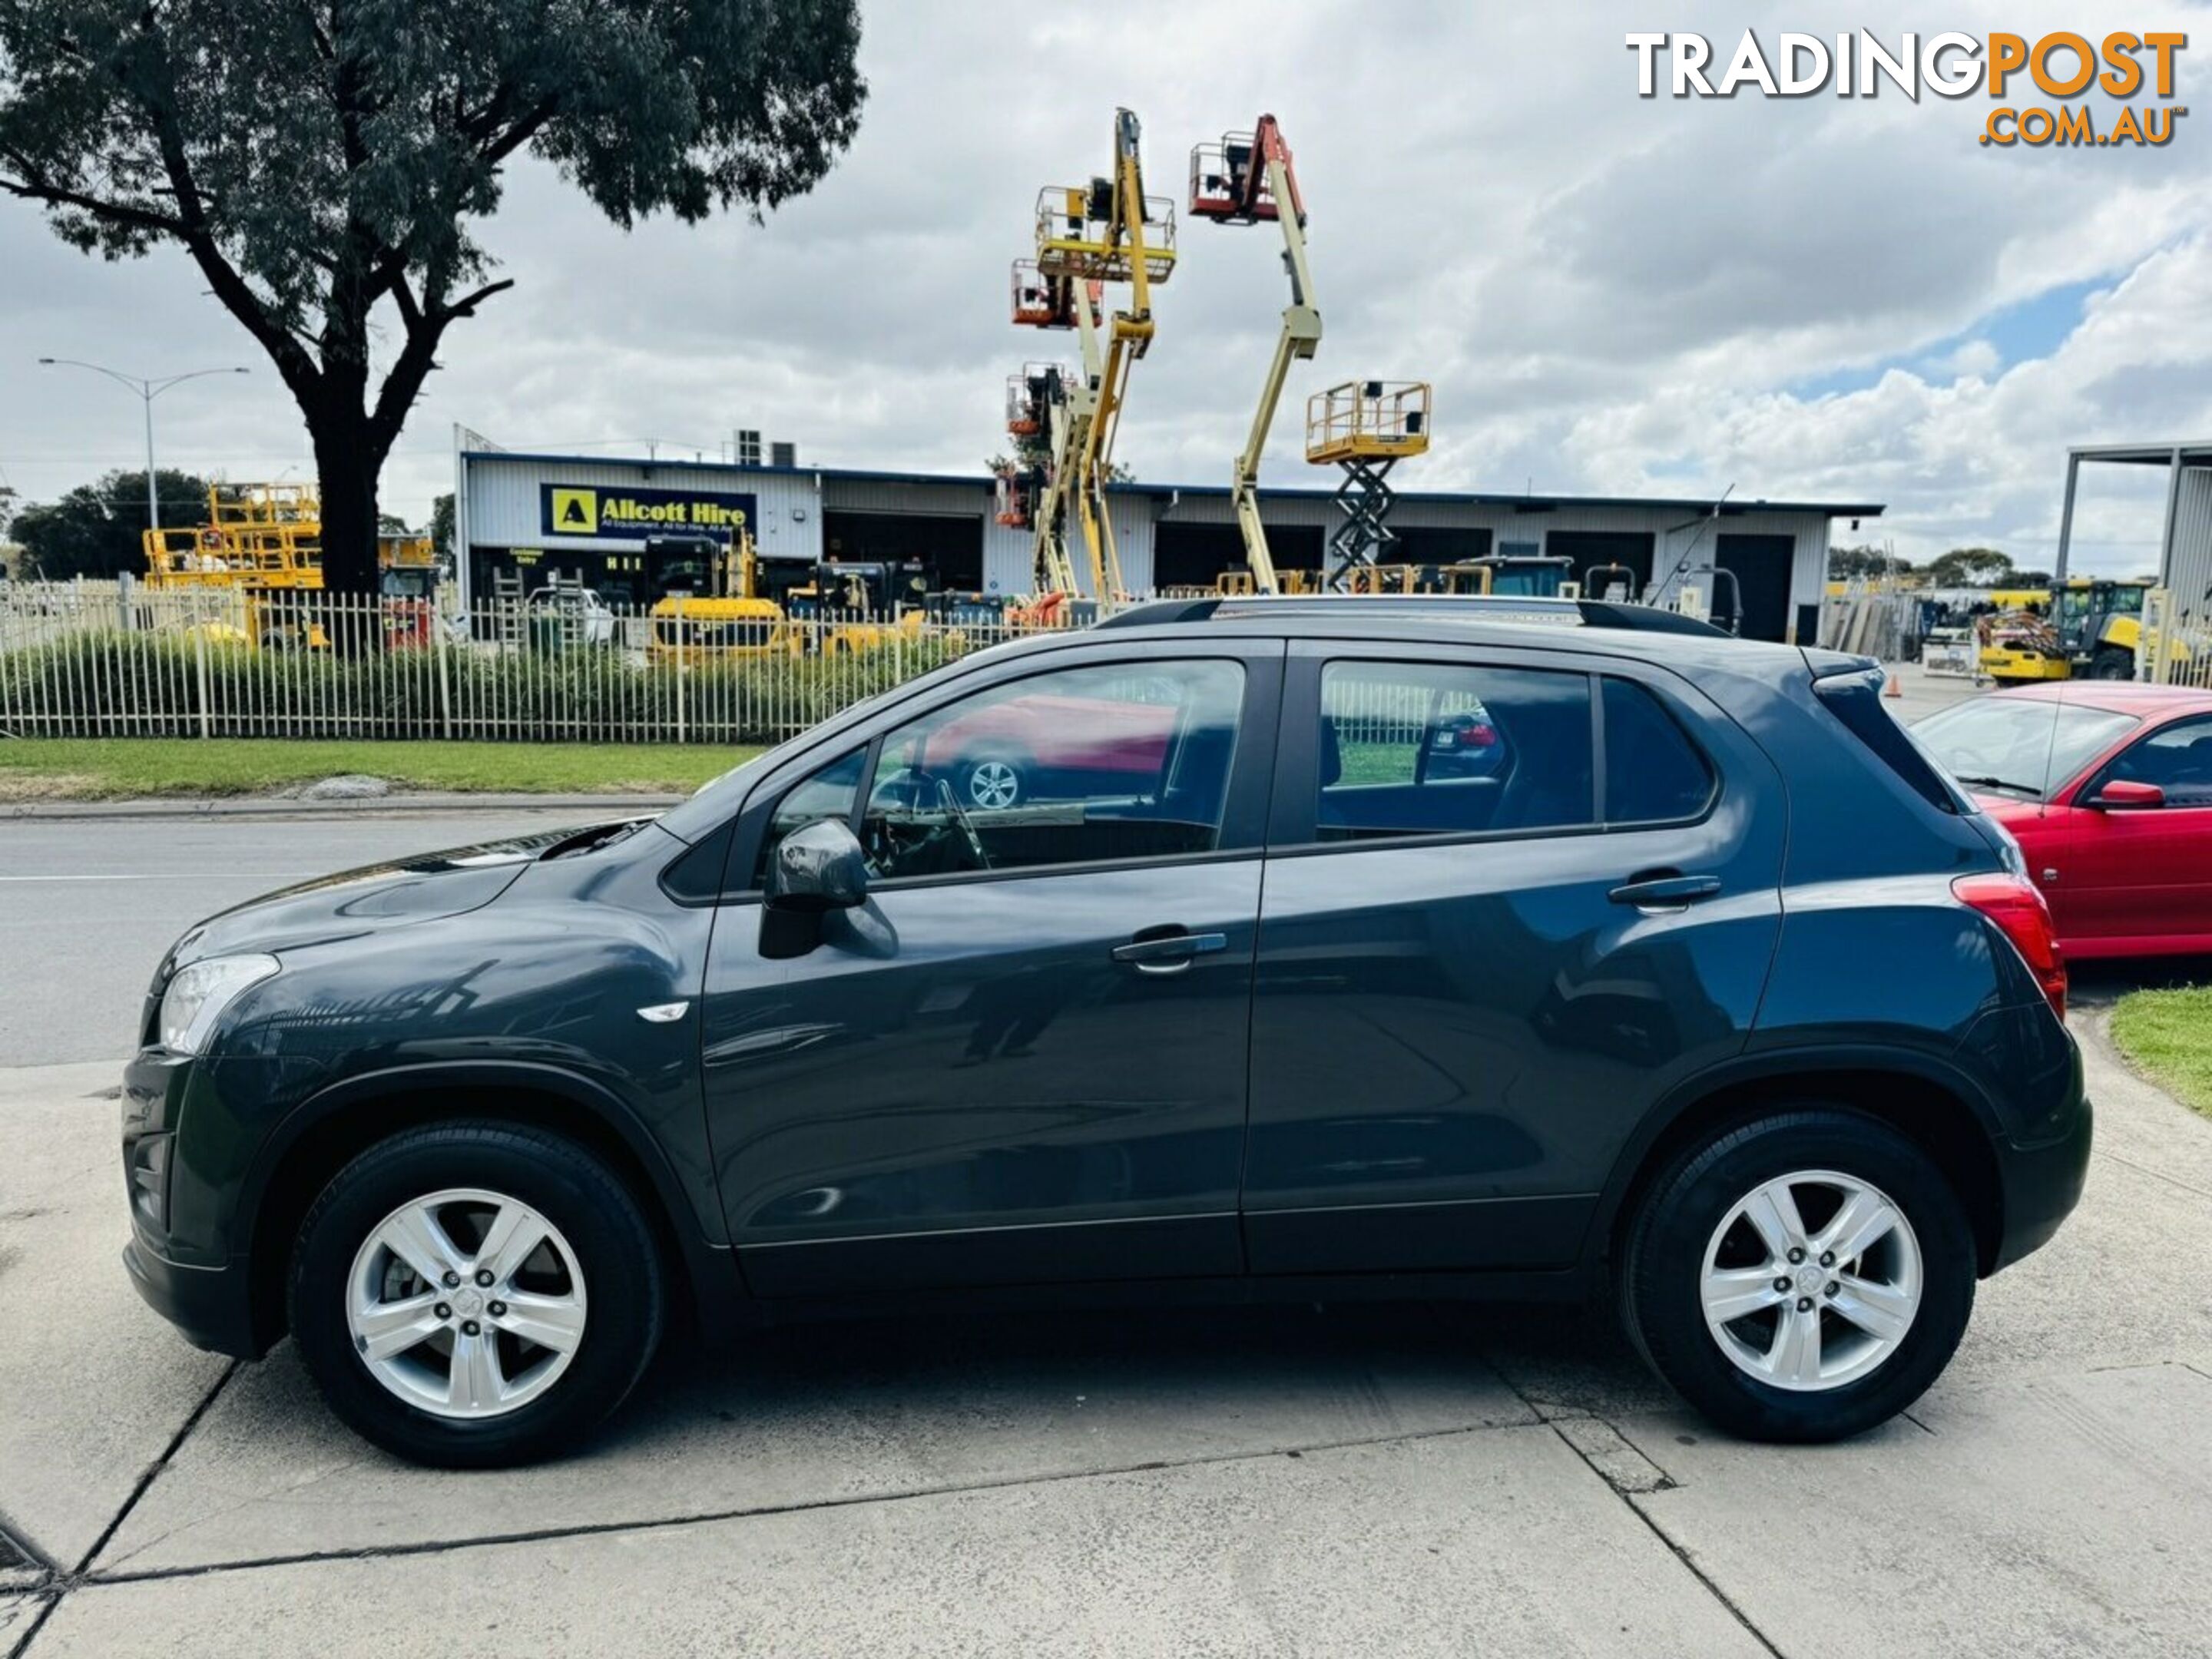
[310,406,383,599]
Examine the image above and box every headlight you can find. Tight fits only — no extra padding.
[158,954,280,1055]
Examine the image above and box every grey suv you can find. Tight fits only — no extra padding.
[122,597,2090,1466]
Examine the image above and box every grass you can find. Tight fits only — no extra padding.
[2108,985,2212,1121]
[0,737,764,800]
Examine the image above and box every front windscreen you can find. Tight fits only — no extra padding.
[1911,697,2139,799]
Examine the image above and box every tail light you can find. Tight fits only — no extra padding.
[1952,873,2066,1017]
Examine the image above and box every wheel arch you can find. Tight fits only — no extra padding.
[1591,1051,2008,1279]
[240,1061,731,1356]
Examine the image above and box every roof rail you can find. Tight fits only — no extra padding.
[1094,593,1728,637]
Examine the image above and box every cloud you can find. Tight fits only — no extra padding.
[3,0,2210,574]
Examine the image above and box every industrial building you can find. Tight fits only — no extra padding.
[453,445,1882,644]
[2054,440,2212,609]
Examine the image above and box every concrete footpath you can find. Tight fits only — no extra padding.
[2,1011,2208,1655]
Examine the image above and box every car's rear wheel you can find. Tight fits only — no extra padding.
[289,1121,663,1468]
[1620,1108,1973,1442]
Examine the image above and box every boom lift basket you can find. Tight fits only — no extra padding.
[1034,185,1177,283]
[1189,131,1303,225]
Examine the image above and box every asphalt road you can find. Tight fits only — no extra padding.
[0,810,591,1068]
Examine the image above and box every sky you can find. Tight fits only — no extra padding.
[4,0,2210,574]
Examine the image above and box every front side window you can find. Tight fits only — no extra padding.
[2101,716,2212,807]
[753,660,1247,886]
[1317,661,1594,841]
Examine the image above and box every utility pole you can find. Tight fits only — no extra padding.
[36,359,250,529]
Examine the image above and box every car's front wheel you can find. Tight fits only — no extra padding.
[290,1121,664,1468]
[959,753,1028,810]
[1620,1108,1974,1442]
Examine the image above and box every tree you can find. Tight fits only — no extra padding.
[429,492,455,563]
[1827,544,1913,580]
[12,469,211,579]
[1,3,866,596]
[1925,547,2013,587]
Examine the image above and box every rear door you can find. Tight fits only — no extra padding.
[1241,642,1785,1273]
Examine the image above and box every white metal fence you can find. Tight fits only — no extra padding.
[2143,587,2212,690]
[0,582,1057,744]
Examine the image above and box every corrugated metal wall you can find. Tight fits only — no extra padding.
[462,454,1847,628]
[462,456,823,569]
[2169,468,2212,631]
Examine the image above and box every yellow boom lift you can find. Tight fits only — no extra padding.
[1019,108,1177,604]
[1188,115,1320,596]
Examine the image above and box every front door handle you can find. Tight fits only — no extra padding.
[1111,929,1228,975]
[1608,873,1723,910]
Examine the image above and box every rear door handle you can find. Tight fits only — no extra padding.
[1111,929,1228,974]
[1608,874,1723,909]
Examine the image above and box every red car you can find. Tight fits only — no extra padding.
[1912,683,2212,959]
[923,690,1177,810]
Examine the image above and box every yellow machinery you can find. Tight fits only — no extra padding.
[1014,108,1177,603]
[645,531,797,664]
[140,483,439,650]
[142,483,436,594]
[1306,380,1432,588]
[1188,115,1320,595]
[1980,578,2161,683]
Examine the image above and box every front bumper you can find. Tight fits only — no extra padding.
[1991,1092,2094,1271]
[122,1233,260,1357]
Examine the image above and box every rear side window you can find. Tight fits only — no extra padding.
[1813,671,1960,813]
[1317,661,1594,840]
[1602,677,1715,824]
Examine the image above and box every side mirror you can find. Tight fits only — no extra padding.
[2089,778,2164,810]
[767,819,869,911]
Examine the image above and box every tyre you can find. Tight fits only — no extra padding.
[959,752,1027,811]
[2088,647,2134,680]
[1619,1108,1974,1442]
[289,1121,664,1469]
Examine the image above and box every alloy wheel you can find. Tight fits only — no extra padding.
[346,1187,588,1420]
[1699,1168,1922,1392]
[966,760,1021,810]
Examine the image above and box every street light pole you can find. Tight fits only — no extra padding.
[35,359,251,531]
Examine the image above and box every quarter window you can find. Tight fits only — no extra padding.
[1602,677,1715,823]
[1316,661,1594,840]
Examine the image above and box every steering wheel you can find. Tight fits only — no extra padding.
[934,775,992,871]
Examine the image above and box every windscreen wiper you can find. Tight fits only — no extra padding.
[1950,773,2043,798]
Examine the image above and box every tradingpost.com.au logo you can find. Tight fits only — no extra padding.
[1627,30,2186,145]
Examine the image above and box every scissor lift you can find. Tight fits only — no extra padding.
[1189,114,1320,596]
[1306,380,1432,589]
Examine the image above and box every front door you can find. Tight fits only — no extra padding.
[2053,714,2212,952]
[701,647,1280,1296]
[1242,645,1784,1274]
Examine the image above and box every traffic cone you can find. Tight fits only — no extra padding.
[1884,671,1904,700]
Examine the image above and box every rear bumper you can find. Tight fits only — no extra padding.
[123,1234,260,1358]
[1992,1093,2094,1271]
